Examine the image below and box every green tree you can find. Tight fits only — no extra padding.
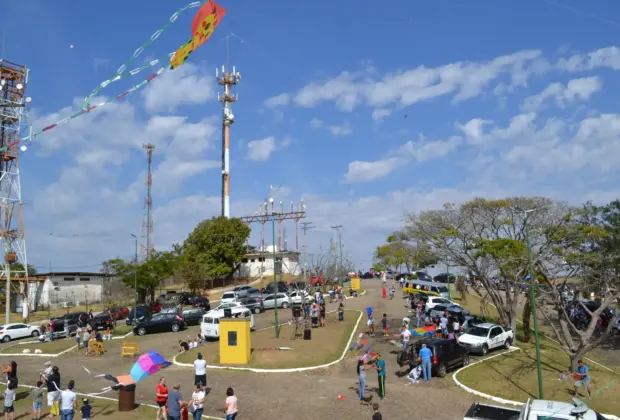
[374,231,437,273]
[182,216,251,285]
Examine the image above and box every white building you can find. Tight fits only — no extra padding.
[239,248,301,278]
[28,272,108,310]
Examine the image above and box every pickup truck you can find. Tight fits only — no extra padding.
[464,398,611,420]
[456,322,513,355]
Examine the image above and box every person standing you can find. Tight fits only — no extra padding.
[574,360,592,398]
[193,353,207,388]
[374,353,386,401]
[381,314,389,337]
[49,322,55,342]
[224,387,238,420]
[189,384,205,420]
[3,380,16,420]
[401,326,411,350]
[419,343,432,382]
[357,359,368,403]
[440,314,449,337]
[44,366,61,418]
[371,403,382,420]
[30,380,44,420]
[59,380,77,420]
[155,378,168,420]
[80,398,91,420]
[167,384,182,420]
[338,302,344,321]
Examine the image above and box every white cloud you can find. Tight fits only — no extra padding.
[521,76,602,111]
[328,122,352,136]
[142,63,214,113]
[264,93,290,108]
[247,137,277,161]
[372,109,391,120]
[309,118,323,129]
[344,158,405,183]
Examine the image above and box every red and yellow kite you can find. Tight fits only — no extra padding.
[170,0,227,70]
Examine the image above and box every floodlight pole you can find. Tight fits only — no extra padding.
[131,234,138,322]
[524,209,544,399]
[272,210,279,339]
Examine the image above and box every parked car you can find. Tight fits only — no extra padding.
[133,313,186,336]
[424,297,455,312]
[427,304,464,320]
[464,398,607,420]
[220,291,239,304]
[416,271,433,281]
[457,323,514,355]
[0,323,41,342]
[193,297,211,311]
[213,301,245,311]
[310,274,324,286]
[149,302,163,313]
[245,288,262,298]
[201,308,254,339]
[233,285,254,298]
[460,315,487,332]
[263,293,291,309]
[433,273,456,283]
[239,296,264,314]
[182,308,206,326]
[92,313,113,331]
[289,280,308,291]
[126,306,152,326]
[397,338,469,377]
[109,307,130,321]
[261,282,289,295]
[289,290,312,305]
[360,272,374,279]
[50,312,86,337]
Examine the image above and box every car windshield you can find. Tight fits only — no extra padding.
[436,286,449,293]
[467,326,490,337]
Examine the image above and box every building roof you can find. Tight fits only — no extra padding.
[36,272,108,277]
[244,251,300,258]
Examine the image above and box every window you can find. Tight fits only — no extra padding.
[241,258,248,263]
[250,259,256,263]
[63,277,75,281]
[53,282,59,286]
[228,331,237,346]
[490,327,500,337]
[264,296,273,301]
[79,277,90,282]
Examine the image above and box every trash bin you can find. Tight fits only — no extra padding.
[118,384,136,412]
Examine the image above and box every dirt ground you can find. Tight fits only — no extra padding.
[178,311,360,368]
[0,281,516,420]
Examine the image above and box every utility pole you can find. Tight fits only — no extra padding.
[301,222,315,281]
[142,143,155,260]
[331,225,343,283]
[216,37,240,218]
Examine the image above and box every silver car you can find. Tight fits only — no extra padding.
[262,293,291,309]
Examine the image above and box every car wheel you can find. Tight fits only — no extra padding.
[137,328,147,336]
[171,324,180,332]
[254,307,261,314]
[31,330,40,337]
[281,302,289,309]
[2,336,9,343]
[462,354,470,367]
[504,339,512,349]
[481,345,489,356]
[437,363,447,378]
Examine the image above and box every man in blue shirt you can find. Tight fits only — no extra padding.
[374,353,386,400]
[575,360,591,398]
[167,384,183,420]
[419,343,433,382]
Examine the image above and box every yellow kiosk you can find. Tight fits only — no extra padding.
[219,318,251,365]
[350,277,361,291]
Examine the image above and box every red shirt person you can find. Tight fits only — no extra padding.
[155,378,168,420]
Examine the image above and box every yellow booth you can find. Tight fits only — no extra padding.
[350,277,361,291]
[219,318,251,365]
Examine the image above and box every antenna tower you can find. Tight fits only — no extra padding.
[216,36,241,218]
[141,143,155,259]
[0,59,30,324]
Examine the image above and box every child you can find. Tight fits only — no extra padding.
[81,398,92,420]
[372,403,382,420]
[82,328,91,355]
[338,303,344,321]
[75,326,82,349]
[104,327,112,341]
[3,380,16,420]
[30,381,44,420]
[367,314,375,336]
[381,314,388,337]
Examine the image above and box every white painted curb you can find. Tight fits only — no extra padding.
[1,382,224,420]
[345,289,367,299]
[452,347,620,420]
[172,310,363,373]
[0,344,78,358]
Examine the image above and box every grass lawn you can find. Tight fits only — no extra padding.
[177,310,361,369]
[10,386,221,419]
[113,326,133,336]
[0,338,77,354]
[456,338,620,415]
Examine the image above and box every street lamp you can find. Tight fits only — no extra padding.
[269,198,280,338]
[130,234,138,324]
[524,208,544,399]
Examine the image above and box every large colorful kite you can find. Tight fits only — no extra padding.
[27,0,226,142]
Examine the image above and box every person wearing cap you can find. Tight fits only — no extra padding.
[81,398,91,420]
[193,353,207,388]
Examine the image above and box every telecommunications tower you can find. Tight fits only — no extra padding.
[0,59,30,323]
[216,55,240,218]
[141,143,155,260]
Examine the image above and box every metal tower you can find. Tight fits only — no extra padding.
[0,60,30,323]
[141,143,155,260]
[216,63,240,218]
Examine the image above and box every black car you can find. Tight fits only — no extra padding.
[92,313,113,331]
[416,271,433,281]
[126,306,152,326]
[262,282,289,294]
[133,313,187,336]
[398,338,469,377]
[50,312,87,337]
[182,308,205,326]
[360,272,374,279]
[433,273,456,283]
[193,297,211,311]
[239,296,264,314]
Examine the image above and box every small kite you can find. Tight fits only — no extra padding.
[83,351,171,394]
[409,325,436,337]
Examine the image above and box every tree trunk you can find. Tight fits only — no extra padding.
[570,351,585,372]
[522,292,532,342]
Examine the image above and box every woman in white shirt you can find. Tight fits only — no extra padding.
[224,387,238,420]
[193,353,207,388]
[189,384,205,420]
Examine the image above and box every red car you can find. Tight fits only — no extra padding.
[149,302,162,313]
[109,307,130,320]
[310,273,324,286]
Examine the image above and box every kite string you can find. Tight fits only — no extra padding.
[83,0,206,108]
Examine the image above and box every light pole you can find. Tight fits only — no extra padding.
[269,198,279,338]
[524,209,544,399]
[446,261,451,300]
[130,234,138,323]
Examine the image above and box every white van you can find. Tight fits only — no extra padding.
[200,307,255,339]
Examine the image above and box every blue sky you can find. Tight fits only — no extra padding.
[2,0,620,274]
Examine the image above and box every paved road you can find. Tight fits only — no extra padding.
[2,280,487,420]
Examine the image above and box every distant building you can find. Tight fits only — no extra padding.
[239,247,301,278]
[29,272,111,311]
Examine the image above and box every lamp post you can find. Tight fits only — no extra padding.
[269,198,279,338]
[524,209,544,399]
[130,234,138,323]
[446,261,451,300]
